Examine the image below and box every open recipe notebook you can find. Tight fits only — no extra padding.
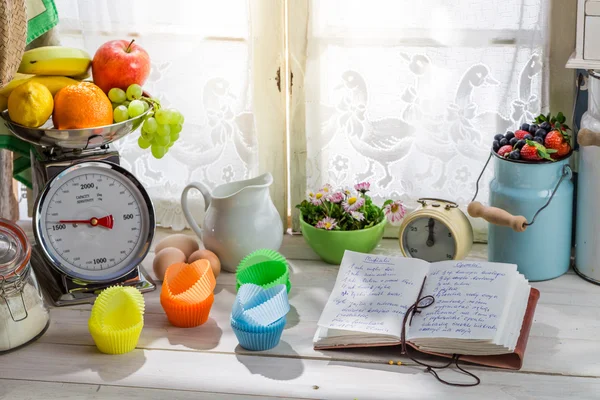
[314,251,540,369]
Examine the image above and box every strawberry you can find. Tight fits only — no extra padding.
[514,130,529,140]
[545,130,571,159]
[520,144,541,161]
[497,145,513,157]
[521,140,556,162]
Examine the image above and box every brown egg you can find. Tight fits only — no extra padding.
[154,234,200,259]
[188,249,221,278]
[153,247,187,281]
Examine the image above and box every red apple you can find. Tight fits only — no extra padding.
[92,39,151,93]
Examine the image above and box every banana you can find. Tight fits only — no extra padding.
[0,73,34,97]
[18,46,91,76]
[30,76,79,96]
[0,75,79,99]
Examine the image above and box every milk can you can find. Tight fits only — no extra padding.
[574,70,600,283]
[469,152,574,281]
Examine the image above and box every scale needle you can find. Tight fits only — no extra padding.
[426,218,435,247]
[59,215,114,229]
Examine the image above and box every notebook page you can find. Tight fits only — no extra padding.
[407,261,517,341]
[317,251,430,337]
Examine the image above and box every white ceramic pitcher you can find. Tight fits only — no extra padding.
[181,173,283,273]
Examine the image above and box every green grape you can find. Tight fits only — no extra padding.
[170,131,180,142]
[151,144,167,159]
[141,129,154,141]
[113,105,129,123]
[155,109,168,125]
[111,102,120,110]
[108,88,127,103]
[156,123,171,136]
[126,84,143,100]
[138,136,151,149]
[143,117,157,134]
[170,123,182,135]
[122,100,130,108]
[171,110,182,124]
[142,101,150,112]
[167,141,174,148]
[155,134,171,146]
[128,100,145,118]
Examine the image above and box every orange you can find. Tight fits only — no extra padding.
[53,82,113,129]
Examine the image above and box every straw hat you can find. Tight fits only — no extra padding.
[0,0,27,89]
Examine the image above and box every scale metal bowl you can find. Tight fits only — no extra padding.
[1,108,150,149]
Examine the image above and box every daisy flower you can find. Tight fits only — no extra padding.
[328,192,344,203]
[351,211,365,221]
[320,183,333,194]
[343,195,365,212]
[315,217,337,230]
[310,191,326,205]
[354,182,370,193]
[384,200,406,224]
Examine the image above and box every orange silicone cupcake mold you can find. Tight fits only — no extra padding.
[160,259,216,327]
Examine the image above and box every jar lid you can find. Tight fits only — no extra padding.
[0,219,30,281]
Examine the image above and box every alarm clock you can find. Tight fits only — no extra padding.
[398,198,473,262]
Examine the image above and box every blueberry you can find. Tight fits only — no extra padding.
[509,150,521,160]
[540,121,551,130]
[492,140,500,152]
[499,138,508,146]
[521,123,530,131]
[535,128,547,137]
[509,137,518,146]
[515,139,526,149]
[528,124,539,134]
[505,131,515,140]
[524,134,533,140]
[533,136,544,144]
[494,134,504,141]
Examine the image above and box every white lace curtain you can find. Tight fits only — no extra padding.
[298,0,550,239]
[54,0,259,230]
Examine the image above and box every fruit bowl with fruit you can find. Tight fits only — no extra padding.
[0,40,184,159]
[491,113,572,163]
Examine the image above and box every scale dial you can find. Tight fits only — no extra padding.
[34,161,155,282]
[401,217,456,262]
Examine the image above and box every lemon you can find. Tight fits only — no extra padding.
[7,81,54,127]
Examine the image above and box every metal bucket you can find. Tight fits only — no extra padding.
[469,153,574,281]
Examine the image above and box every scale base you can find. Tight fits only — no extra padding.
[31,243,156,307]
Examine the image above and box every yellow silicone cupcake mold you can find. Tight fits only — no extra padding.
[88,286,145,355]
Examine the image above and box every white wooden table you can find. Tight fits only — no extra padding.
[1,231,600,399]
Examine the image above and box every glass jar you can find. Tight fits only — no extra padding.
[0,219,50,354]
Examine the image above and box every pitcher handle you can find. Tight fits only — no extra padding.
[467,201,528,232]
[577,128,600,147]
[181,182,212,238]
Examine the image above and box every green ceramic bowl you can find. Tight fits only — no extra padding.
[299,215,387,264]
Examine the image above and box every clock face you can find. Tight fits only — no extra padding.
[402,216,456,262]
[34,162,155,282]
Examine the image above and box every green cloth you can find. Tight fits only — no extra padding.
[26,0,58,44]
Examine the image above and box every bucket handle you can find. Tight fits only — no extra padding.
[469,155,572,232]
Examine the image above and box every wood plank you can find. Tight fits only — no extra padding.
[2,343,600,400]
[0,378,295,400]
[37,273,600,377]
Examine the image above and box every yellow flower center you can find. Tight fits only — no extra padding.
[316,193,323,199]
[391,204,398,213]
[348,197,357,205]
[309,192,314,198]
[324,222,332,229]
[323,187,330,192]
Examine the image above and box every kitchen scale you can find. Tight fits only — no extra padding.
[0,109,156,306]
